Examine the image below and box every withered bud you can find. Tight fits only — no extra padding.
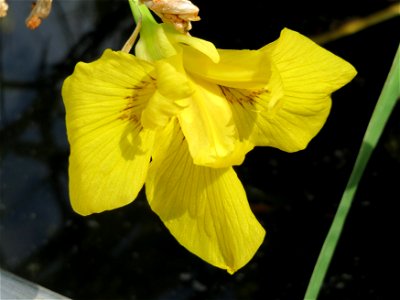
[140,0,200,33]
[25,0,53,30]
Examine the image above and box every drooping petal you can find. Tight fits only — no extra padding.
[178,75,248,168]
[146,120,265,274]
[141,53,193,129]
[183,46,271,89]
[226,28,357,152]
[62,49,156,215]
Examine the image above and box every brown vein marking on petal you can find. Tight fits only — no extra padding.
[119,76,156,127]
[219,86,270,107]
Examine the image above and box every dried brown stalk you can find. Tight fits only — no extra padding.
[312,4,400,44]
[25,0,53,30]
[0,0,9,18]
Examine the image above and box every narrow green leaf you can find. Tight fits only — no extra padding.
[304,44,400,300]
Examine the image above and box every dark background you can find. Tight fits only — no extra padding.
[1,0,399,299]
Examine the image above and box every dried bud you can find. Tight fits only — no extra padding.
[140,0,200,33]
[25,0,53,30]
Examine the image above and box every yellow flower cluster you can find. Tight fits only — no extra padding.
[62,3,356,273]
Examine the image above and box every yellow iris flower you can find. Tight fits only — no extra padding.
[62,4,356,274]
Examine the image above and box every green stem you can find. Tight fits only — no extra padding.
[127,0,176,60]
[304,45,399,300]
[128,0,157,26]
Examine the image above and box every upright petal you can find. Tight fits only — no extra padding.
[183,46,271,89]
[178,75,247,168]
[146,120,265,273]
[62,50,156,215]
[135,22,219,63]
[163,24,220,63]
[227,28,357,152]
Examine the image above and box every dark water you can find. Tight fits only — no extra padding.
[1,1,399,299]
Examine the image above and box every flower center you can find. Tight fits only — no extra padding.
[120,76,156,126]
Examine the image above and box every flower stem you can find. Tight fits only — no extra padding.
[128,0,156,26]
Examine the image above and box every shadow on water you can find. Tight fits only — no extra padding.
[1,0,399,299]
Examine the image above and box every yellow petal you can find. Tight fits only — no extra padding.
[62,49,156,215]
[155,53,193,99]
[136,23,219,63]
[178,75,245,167]
[264,28,357,96]
[183,46,271,89]
[163,24,220,63]
[141,54,192,129]
[227,28,357,152]
[228,85,332,151]
[141,90,188,129]
[146,120,265,274]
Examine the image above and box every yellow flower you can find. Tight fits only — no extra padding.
[62,7,356,273]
